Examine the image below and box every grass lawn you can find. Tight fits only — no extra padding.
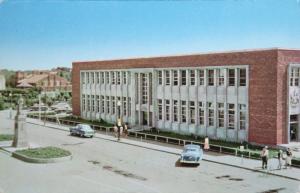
[62,116,114,127]
[0,134,13,141]
[16,146,71,159]
[142,130,279,158]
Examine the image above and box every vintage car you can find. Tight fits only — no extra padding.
[180,144,203,164]
[69,124,95,138]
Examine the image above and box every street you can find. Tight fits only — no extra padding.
[0,111,300,193]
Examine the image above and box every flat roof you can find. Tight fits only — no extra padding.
[73,47,300,64]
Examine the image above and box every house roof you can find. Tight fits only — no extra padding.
[16,81,33,88]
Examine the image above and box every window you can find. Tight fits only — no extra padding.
[87,72,90,84]
[158,71,163,85]
[112,72,116,85]
[142,74,148,104]
[101,96,104,113]
[173,70,178,86]
[96,72,100,84]
[123,97,127,116]
[208,69,214,86]
[105,72,110,84]
[91,72,95,84]
[198,102,205,125]
[181,70,187,85]
[190,70,195,85]
[165,71,170,85]
[190,101,195,124]
[112,96,116,115]
[82,95,86,111]
[128,97,132,117]
[117,72,121,85]
[199,69,205,86]
[106,96,110,114]
[228,69,235,86]
[290,68,300,86]
[91,95,95,112]
[218,69,225,86]
[97,95,100,113]
[165,100,170,121]
[239,104,247,130]
[181,101,187,122]
[239,69,246,86]
[228,104,235,129]
[87,95,91,111]
[158,99,163,120]
[208,102,214,126]
[81,72,85,84]
[173,100,178,122]
[123,72,127,84]
[217,103,224,127]
[100,72,104,84]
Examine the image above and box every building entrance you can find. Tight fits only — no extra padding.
[289,115,299,142]
[290,123,298,141]
[142,112,148,126]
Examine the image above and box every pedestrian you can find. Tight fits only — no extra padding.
[285,148,293,169]
[260,146,269,169]
[124,124,128,138]
[277,150,283,170]
[204,136,210,151]
[113,125,118,138]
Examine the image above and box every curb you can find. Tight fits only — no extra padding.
[25,120,300,181]
[12,151,72,163]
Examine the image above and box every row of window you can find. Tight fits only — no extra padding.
[81,71,130,85]
[81,95,132,117]
[157,68,247,87]
[290,68,300,86]
[157,100,247,130]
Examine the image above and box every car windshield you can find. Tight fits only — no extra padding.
[78,125,92,131]
[184,148,198,153]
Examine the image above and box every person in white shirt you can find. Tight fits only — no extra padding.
[260,146,269,169]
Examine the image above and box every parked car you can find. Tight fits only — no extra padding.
[180,144,203,164]
[69,124,95,138]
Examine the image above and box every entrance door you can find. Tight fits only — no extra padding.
[142,112,148,126]
[290,123,298,142]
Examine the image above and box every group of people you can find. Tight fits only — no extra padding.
[261,146,293,170]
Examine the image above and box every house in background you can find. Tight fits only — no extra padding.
[16,70,71,92]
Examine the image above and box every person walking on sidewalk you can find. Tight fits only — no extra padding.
[204,136,210,151]
[260,146,269,169]
[277,150,283,170]
[285,148,293,169]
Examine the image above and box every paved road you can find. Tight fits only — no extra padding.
[0,111,300,193]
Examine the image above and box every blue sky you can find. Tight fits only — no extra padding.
[0,0,300,70]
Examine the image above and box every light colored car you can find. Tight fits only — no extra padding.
[180,144,203,164]
[70,124,95,138]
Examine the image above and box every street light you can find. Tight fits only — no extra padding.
[117,100,122,141]
[9,92,12,119]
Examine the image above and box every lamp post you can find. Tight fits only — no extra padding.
[9,92,12,119]
[117,100,122,141]
[38,93,41,120]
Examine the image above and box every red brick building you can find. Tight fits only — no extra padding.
[72,48,300,145]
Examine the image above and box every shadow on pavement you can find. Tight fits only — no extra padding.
[175,159,200,168]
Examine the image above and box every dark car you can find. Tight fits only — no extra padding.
[70,124,95,138]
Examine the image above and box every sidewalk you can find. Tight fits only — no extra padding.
[24,117,300,181]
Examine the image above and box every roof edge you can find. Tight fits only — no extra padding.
[73,47,300,64]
